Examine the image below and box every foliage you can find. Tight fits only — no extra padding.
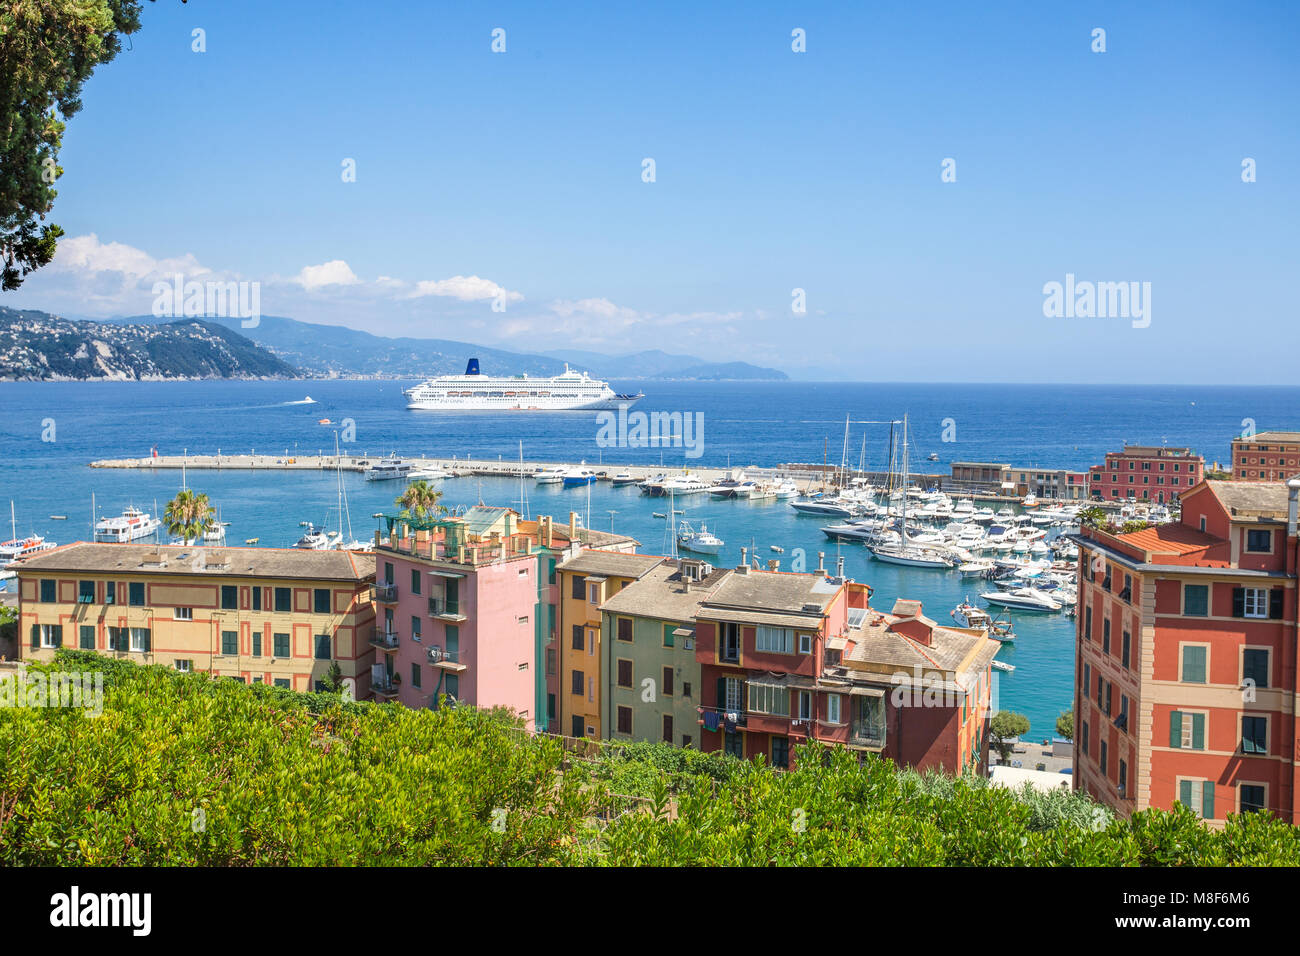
[3,652,1298,866]
[988,710,1031,764]
[1056,708,1074,742]
[163,488,214,544]
[318,661,343,694]
[1119,520,1155,535]
[0,0,145,289]
[395,479,446,520]
[1078,506,1108,529]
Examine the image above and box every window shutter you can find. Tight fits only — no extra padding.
[1178,779,1192,805]
[1202,781,1214,819]
[1232,587,1244,617]
[1169,710,1182,748]
[30,624,39,649]
[1270,588,1284,620]
[142,628,151,652]
[52,625,63,648]
[1191,713,1205,750]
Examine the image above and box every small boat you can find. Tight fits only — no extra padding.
[678,520,724,555]
[49,515,67,520]
[365,457,413,481]
[927,453,939,461]
[562,465,598,488]
[992,660,1015,673]
[652,512,667,519]
[611,472,639,486]
[295,522,342,550]
[94,505,162,543]
[244,537,260,545]
[317,418,332,425]
[770,545,784,553]
[408,467,451,480]
[951,601,1015,642]
[534,466,566,484]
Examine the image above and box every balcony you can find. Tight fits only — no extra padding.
[428,597,467,622]
[372,583,399,604]
[427,646,467,673]
[372,678,400,700]
[369,630,400,652]
[850,726,886,750]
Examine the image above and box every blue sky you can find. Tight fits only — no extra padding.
[8,0,1298,381]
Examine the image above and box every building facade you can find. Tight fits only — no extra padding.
[18,543,376,694]
[1088,445,1204,503]
[1231,431,1300,481]
[1073,479,1300,825]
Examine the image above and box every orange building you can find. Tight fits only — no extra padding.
[1074,479,1300,824]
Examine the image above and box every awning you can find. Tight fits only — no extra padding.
[847,686,886,697]
[584,575,607,583]
[672,627,694,638]
[428,570,465,579]
[825,635,848,650]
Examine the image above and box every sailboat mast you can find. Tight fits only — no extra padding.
[900,414,910,549]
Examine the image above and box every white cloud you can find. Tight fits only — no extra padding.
[408,275,523,303]
[295,259,359,290]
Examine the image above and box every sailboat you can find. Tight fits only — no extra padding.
[868,415,955,569]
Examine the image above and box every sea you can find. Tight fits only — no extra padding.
[2,379,1297,738]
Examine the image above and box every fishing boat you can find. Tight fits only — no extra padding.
[93,505,162,543]
[677,520,724,555]
[534,466,567,484]
[979,587,1062,612]
[365,457,413,481]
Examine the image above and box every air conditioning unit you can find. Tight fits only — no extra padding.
[426,645,443,663]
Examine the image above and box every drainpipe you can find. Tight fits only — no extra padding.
[1289,480,1300,820]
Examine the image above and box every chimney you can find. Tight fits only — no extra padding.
[1289,478,1300,538]
[768,559,779,571]
[740,547,748,568]
[836,555,845,579]
[542,514,552,548]
[568,511,577,540]
[817,551,825,573]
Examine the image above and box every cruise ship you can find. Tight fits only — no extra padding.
[405,358,642,411]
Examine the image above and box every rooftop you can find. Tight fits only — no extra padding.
[842,604,1000,690]
[1204,479,1296,522]
[1112,522,1225,556]
[1235,431,1300,444]
[557,550,662,580]
[599,560,731,623]
[13,542,375,582]
[700,569,840,620]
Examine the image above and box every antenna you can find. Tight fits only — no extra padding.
[606,509,618,531]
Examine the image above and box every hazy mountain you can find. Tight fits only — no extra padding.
[0,308,297,381]
[540,348,788,380]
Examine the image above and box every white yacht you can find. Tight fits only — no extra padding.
[534,466,567,484]
[94,506,162,543]
[365,457,413,481]
[407,467,451,480]
[562,466,599,488]
[951,602,1015,642]
[678,520,724,555]
[295,522,342,550]
[405,358,642,411]
[980,587,1062,612]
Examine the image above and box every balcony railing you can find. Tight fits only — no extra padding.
[369,630,399,651]
[850,727,886,749]
[428,597,466,620]
[372,583,399,603]
[372,678,400,699]
[428,646,467,672]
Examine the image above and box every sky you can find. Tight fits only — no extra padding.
[7,0,1299,382]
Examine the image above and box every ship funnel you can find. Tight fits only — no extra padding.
[465,358,481,375]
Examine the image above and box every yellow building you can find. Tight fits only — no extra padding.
[556,551,662,739]
[17,543,377,696]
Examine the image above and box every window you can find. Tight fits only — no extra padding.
[129,627,150,653]
[174,660,192,673]
[1178,780,1214,819]
[616,617,632,642]
[445,674,459,698]
[173,607,193,621]
[79,625,95,650]
[722,677,743,712]
[1184,584,1208,617]
[1170,711,1206,750]
[749,683,790,716]
[106,627,125,652]
[587,677,594,702]
[1084,605,1092,641]
[1234,587,1268,619]
[314,588,332,613]
[589,583,600,604]
[1242,716,1267,754]
[1118,759,1128,796]
[771,736,790,769]
[1102,618,1110,655]
[724,731,743,758]
[720,622,740,663]
[410,616,421,642]
[1121,630,1131,668]
[221,630,238,656]
[1246,529,1272,553]
[662,714,673,743]
[105,581,116,605]
[78,580,95,604]
[274,678,290,689]
[1181,645,1206,683]
[571,624,584,650]
[827,693,842,724]
[221,585,238,609]
[315,634,332,660]
[571,670,584,695]
[617,705,632,735]
[274,587,292,612]
[38,579,56,603]
[662,623,675,647]
[798,632,812,654]
[252,586,262,611]
[755,626,794,654]
[273,632,290,657]
[617,659,633,688]
[546,648,556,676]
[1240,785,1266,815]
[129,582,145,606]
[1100,740,1108,778]
[570,575,585,599]
[1243,648,1269,688]
[662,666,674,696]
[571,715,584,738]
[410,570,421,596]
[411,663,422,689]
[1081,721,1090,758]
[797,691,812,720]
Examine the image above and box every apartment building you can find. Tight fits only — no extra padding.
[1074,478,1300,824]
[1230,431,1300,481]
[1088,445,1204,503]
[17,543,376,694]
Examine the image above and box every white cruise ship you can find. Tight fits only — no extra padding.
[405,358,642,411]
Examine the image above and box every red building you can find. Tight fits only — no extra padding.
[1231,431,1300,481]
[1088,444,1203,504]
[693,567,998,774]
[1074,478,1300,825]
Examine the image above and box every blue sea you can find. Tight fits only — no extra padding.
[2,379,1297,737]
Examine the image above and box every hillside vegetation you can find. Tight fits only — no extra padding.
[1,650,1296,866]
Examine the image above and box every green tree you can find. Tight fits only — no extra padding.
[318,661,343,694]
[395,479,446,520]
[989,710,1030,765]
[1056,708,1074,742]
[1,0,146,290]
[163,489,215,545]
[1078,506,1108,529]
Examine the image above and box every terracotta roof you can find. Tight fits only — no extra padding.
[13,542,375,582]
[1115,522,1224,556]
[1205,480,1295,521]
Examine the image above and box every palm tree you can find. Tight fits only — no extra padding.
[394,480,446,521]
[164,489,215,544]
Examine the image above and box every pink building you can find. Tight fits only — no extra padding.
[371,506,542,730]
